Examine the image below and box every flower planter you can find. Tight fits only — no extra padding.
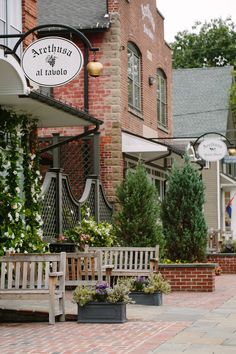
[130,292,163,305]
[77,302,127,323]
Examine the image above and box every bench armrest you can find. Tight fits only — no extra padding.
[103,265,114,271]
[149,258,159,272]
[103,265,114,285]
[49,271,64,277]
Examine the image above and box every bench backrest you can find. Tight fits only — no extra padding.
[87,246,159,271]
[65,251,102,286]
[0,253,66,290]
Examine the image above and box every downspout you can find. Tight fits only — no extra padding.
[84,46,89,114]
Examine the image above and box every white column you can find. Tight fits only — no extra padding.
[231,191,236,239]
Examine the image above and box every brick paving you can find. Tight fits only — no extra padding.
[0,275,236,354]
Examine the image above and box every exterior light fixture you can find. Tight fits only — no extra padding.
[148,76,156,86]
[87,52,103,77]
[228,148,236,156]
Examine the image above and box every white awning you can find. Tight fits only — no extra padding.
[122,131,168,161]
[0,49,30,95]
[0,91,102,128]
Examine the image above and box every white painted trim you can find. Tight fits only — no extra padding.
[217,161,221,229]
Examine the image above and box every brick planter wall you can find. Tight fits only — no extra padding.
[159,263,217,292]
[207,253,236,274]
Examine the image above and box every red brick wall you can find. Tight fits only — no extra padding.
[107,0,119,13]
[22,0,37,47]
[118,0,172,137]
[207,254,236,274]
[159,264,216,292]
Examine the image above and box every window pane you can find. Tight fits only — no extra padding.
[9,0,22,30]
[0,20,5,44]
[8,26,22,56]
[133,55,140,83]
[127,50,133,78]
[128,78,133,105]
[128,43,141,111]
[134,85,140,109]
[156,70,167,127]
[0,0,6,21]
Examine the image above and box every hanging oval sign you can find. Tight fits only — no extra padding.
[22,37,83,87]
[198,139,227,162]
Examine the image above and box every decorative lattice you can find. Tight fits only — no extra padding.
[62,178,80,232]
[41,169,113,240]
[98,184,113,223]
[41,177,57,241]
[39,136,93,200]
[86,183,96,216]
[60,138,93,200]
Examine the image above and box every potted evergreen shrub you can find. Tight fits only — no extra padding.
[72,281,132,323]
[129,273,171,305]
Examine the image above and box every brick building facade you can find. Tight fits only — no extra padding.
[37,0,173,203]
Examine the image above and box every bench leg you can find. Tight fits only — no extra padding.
[49,277,57,325]
[58,293,65,322]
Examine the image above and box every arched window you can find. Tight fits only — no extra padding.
[127,42,141,111]
[156,69,167,128]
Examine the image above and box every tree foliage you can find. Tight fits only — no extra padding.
[171,17,236,68]
[113,161,165,254]
[161,155,208,262]
[230,69,236,116]
[0,107,47,255]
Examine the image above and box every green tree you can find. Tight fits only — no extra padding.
[171,17,236,68]
[113,161,165,255]
[230,69,236,116]
[161,155,208,262]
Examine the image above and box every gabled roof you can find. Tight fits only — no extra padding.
[173,66,234,138]
[38,0,110,30]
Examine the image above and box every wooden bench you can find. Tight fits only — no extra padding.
[0,252,66,325]
[86,246,159,281]
[65,251,103,287]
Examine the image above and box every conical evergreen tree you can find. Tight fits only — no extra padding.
[113,161,165,255]
[161,155,208,262]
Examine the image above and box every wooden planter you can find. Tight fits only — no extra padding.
[130,292,162,305]
[77,302,127,323]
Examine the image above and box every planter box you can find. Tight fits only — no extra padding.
[207,253,236,274]
[130,292,162,305]
[77,302,127,323]
[159,263,217,292]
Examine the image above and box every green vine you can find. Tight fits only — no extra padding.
[0,107,47,255]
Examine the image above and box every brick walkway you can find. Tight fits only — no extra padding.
[1,275,236,354]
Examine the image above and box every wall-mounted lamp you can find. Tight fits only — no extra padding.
[87,51,103,77]
[148,76,156,86]
[228,148,236,156]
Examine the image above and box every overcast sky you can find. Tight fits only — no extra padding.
[156,0,236,43]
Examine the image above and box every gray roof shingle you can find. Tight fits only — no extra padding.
[173,66,233,138]
[38,0,110,30]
